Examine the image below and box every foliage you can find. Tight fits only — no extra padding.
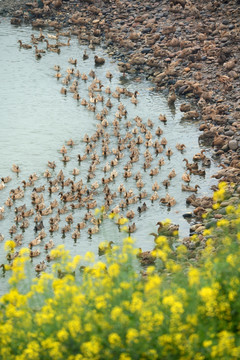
[0,183,240,359]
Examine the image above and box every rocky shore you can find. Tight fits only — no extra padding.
[1,0,240,245]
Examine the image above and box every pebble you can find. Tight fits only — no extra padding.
[228,139,238,150]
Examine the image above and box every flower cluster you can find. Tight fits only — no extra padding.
[0,183,240,359]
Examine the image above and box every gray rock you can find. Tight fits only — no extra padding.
[228,139,238,150]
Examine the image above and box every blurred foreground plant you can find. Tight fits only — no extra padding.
[0,183,240,359]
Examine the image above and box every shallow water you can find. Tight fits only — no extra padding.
[0,19,218,294]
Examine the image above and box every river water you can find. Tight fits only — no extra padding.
[0,19,218,294]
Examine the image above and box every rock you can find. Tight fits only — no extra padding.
[228,139,238,150]
[182,212,193,219]
[141,48,152,54]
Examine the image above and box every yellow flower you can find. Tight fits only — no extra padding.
[57,328,68,342]
[146,266,155,275]
[4,240,16,253]
[84,251,95,262]
[176,244,187,255]
[108,333,122,347]
[126,328,138,344]
[111,306,123,321]
[119,354,131,360]
[226,254,237,267]
[226,205,235,214]
[144,274,161,293]
[217,219,229,227]
[94,208,101,215]
[203,340,212,347]
[108,263,120,278]
[188,267,200,286]
[118,217,128,225]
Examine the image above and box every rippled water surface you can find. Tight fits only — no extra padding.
[0,19,218,294]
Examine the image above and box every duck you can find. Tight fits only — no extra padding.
[60,87,67,96]
[126,210,135,219]
[54,65,61,71]
[166,148,173,158]
[168,169,176,179]
[137,249,156,265]
[12,190,24,200]
[138,190,148,200]
[131,95,138,105]
[55,72,62,78]
[82,50,89,60]
[1,176,12,183]
[155,127,163,136]
[137,202,147,213]
[106,98,113,108]
[71,230,80,241]
[88,225,99,236]
[18,40,32,49]
[35,261,46,272]
[0,182,5,190]
[30,249,41,258]
[193,149,206,161]
[189,168,206,176]
[61,155,70,163]
[5,197,13,207]
[9,224,17,235]
[150,191,159,202]
[44,239,55,250]
[168,89,176,107]
[49,223,59,233]
[88,40,95,50]
[32,185,45,193]
[112,91,120,100]
[43,169,52,178]
[57,39,71,46]
[183,158,198,170]
[106,71,113,80]
[128,223,136,234]
[34,45,46,54]
[182,184,200,192]
[136,179,144,189]
[152,181,160,191]
[34,221,44,233]
[73,92,80,100]
[160,138,167,147]
[68,57,77,65]
[22,208,34,218]
[0,234,4,242]
[158,158,165,167]
[29,236,42,248]
[159,114,167,124]
[35,52,42,60]
[176,143,186,152]
[49,47,60,54]
[94,55,105,65]
[98,241,113,256]
[182,172,191,183]
[154,221,179,237]
[44,39,59,49]
[12,164,20,173]
[105,86,111,95]
[40,206,53,216]
[149,168,159,177]
[180,103,191,112]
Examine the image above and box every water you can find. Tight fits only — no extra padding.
[0,19,218,294]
